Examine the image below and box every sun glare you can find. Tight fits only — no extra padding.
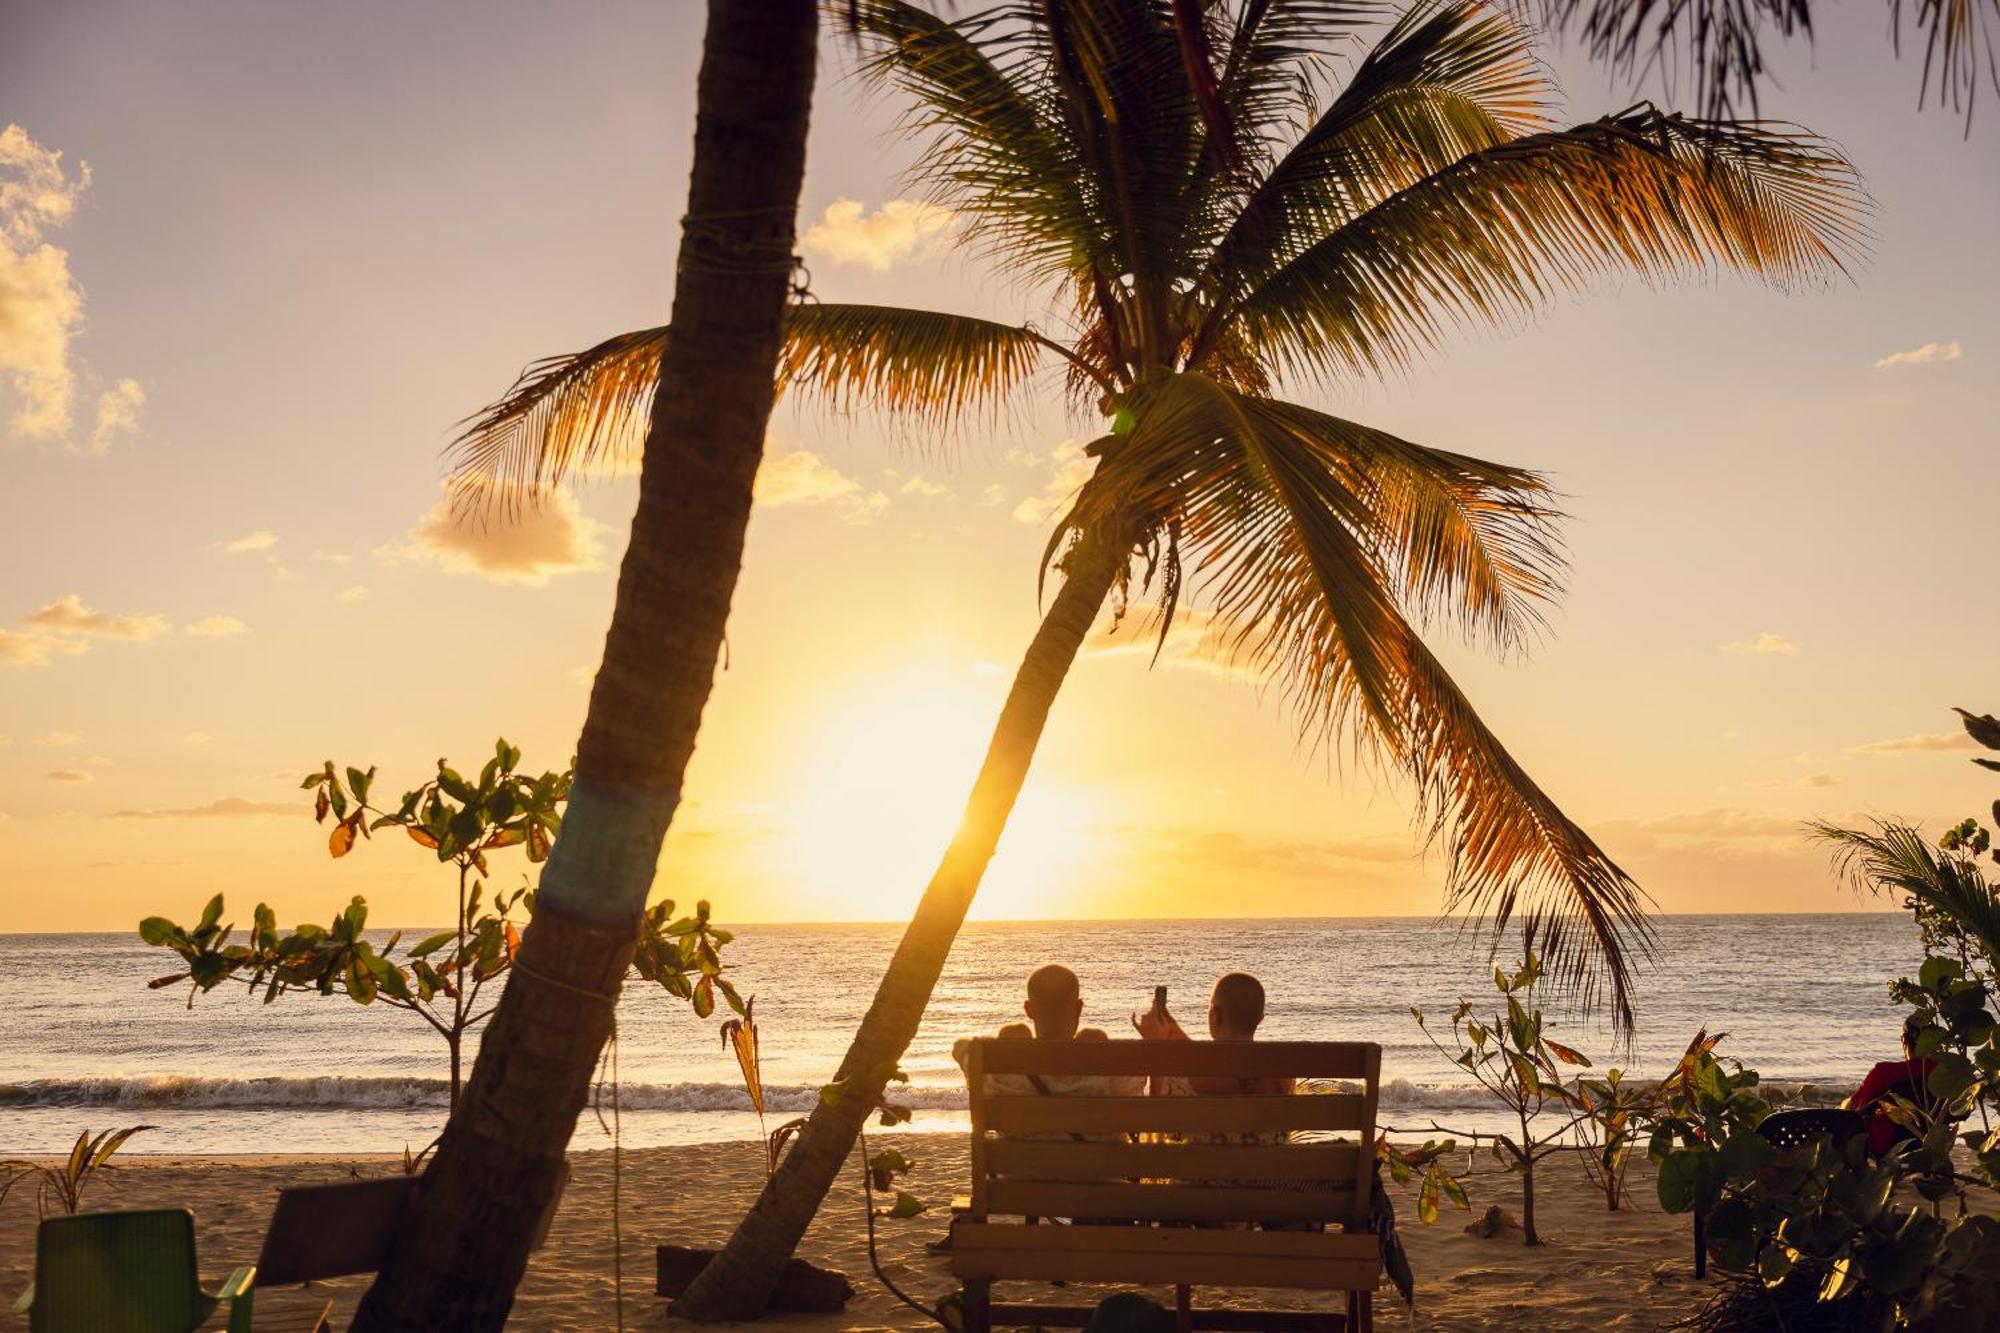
[771,669,1108,921]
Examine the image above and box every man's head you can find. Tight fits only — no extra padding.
[1208,972,1266,1040]
[1025,963,1083,1040]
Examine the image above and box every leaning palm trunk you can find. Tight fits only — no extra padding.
[673,530,1126,1320]
[349,3,818,1329]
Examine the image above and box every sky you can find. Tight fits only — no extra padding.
[1,1,1996,937]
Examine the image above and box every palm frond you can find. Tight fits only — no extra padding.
[781,304,1055,420]
[1201,0,1554,317]
[449,326,667,500]
[1228,105,1867,384]
[449,306,1055,500]
[1063,372,1644,1024]
[848,0,1104,286]
[1258,396,1565,647]
[1813,819,2000,965]
[1398,634,1650,1029]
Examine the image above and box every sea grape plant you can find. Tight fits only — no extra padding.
[1412,954,1596,1245]
[139,740,740,1113]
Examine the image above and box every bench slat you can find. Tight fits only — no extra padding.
[986,1181,1359,1224]
[985,1305,1347,1332]
[955,1223,1379,1289]
[955,1223,1378,1260]
[986,1139,1363,1183]
[984,1094,1364,1136]
[972,1040,1376,1080]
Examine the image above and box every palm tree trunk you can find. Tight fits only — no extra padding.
[672,530,1127,1321]
[349,3,817,1329]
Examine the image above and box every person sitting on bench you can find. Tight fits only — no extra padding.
[954,963,1144,1098]
[1131,971,1293,1097]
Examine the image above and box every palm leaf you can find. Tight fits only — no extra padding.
[449,306,1057,498]
[1227,105,1867,384]
[1813,820,2000,966]
[1063,372,1644,1025]
[1200,0,1554,318]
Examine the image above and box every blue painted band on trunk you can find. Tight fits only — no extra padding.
[532,773,682,923]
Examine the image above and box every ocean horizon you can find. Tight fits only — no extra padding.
[0,913,1917,1154]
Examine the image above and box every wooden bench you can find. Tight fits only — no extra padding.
[951,1039,1382,1333]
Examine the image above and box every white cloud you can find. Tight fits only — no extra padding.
[1012,441,1096,525]
[224,530,279,554]
[0,627,84,666]
[87,378,143,453]
[36,731,79,747]
[800,198,956,272]
[390,481,607,586]
[1875,341,1963,370]
[338,584,368,604]
[754,449,888,523]
[0,125,92,443]
[1721,632,1797,657]
[84,753,114,769]
[182,731,212,746]
[1797,772,1840,789]
[45,769,91,783]
[315,550,353,566]
[184,615,249,638]
[979,483,1008,507]
[899,474,949,498]
[24,594,169,640]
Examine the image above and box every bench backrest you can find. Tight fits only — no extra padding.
[962,1039,1381,1232]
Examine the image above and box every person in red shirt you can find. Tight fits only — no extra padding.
[1844,1015,1938,1156]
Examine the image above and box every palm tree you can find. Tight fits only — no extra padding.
[454,0,1865,1316]
[347,2,820,1328]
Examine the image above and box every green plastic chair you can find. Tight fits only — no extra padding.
[10,1208,255,1333]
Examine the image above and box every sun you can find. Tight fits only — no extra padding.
[768,667,1107,921]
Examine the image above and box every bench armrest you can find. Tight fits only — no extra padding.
[216,1265,256,1300]
[218,1266,257,1333]
[11,1279,33,1316]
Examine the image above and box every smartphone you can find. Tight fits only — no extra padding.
[1153,985,1168,1014]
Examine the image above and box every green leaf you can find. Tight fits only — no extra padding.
[878,1191,927,1220]
[198,894,224,932]
[138,916,177,946]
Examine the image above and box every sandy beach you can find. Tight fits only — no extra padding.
[1,1136,1726,1332]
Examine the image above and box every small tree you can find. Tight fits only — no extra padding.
[141,740,740,1113]
[1573,1067,1653,1211]
[1412,954,1594,1245]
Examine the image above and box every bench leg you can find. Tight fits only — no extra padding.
[963,1278,992,1333]
[1175,1284,1192,1333]
[1346,1290,1373,1333]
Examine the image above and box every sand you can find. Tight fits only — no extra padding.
[0,1137,1720,1331]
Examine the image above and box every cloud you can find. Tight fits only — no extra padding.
[108,797,299,819]
[1875,341,1963,370]
[23,594,169,640]
[45,769,91,783]
[182,731,212,746]
[338,584,367,604]
[0,125,93,443]
[754,449,888,523]
[1721,632,1797,657]
[1012,441,1096,525]
[899,473,949,498]
[1849,731,1979,756]
[87,378,143,453]
[224,530,278,554]
[0,627,84,665]
[800,198,956,272]
[184,615,249,638]
[36,730,79,747]
[390,482,606,586]
[1797,773,1840,789]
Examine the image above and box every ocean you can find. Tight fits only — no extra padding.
[0,915,1917,1155]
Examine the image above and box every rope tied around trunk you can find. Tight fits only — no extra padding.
[677,205,811,301]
